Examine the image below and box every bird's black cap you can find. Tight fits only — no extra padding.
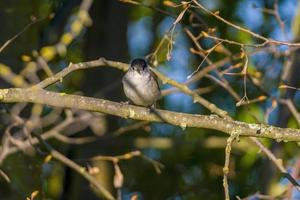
[130,58,148,69]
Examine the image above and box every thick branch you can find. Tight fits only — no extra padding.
[1,88,300,141]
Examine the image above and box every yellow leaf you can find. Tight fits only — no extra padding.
[163,1,177,7]
[257,95,267,101]
[26,62,37,73]
[253,71,262,78]
[56,43,67,57]
[40,46,56,61]
[21,54,31,62]
[71,20,83,34]
[201,31,208,37]
[44,155,52,163]
[80,167,86,172]
[279,84,300,90]
[123,153,133,159]
[60,33,73,45]
[78,10,92,26]
[0,64,11,76]
[240,51,245,58]
[214,45,223,52]
[12,76,26,87]
[279,84,289,89]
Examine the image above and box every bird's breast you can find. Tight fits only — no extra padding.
[122,71,160,106]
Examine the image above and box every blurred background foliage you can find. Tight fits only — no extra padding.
[0,0,300,199]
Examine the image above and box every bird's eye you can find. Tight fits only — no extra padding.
[142,62,147,70]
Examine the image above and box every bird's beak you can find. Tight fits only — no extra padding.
[136,68,141,75]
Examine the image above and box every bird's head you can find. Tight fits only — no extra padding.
[130,58,148,75]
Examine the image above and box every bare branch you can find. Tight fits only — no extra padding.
[1,88,300,141]
[192,0,300,47]
[34,133,115,200]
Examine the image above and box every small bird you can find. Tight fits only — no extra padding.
[122,58,161,107]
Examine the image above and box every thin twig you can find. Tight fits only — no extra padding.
[223,135,236,200]
[192,0,300,47]
[33,132,116,200]
[251,137,300,191]
[0,169,10,183]
[0,16,46,54]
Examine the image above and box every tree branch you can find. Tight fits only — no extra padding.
[33,58,128,89]
[33,132,116,200]
[1,88,300,141]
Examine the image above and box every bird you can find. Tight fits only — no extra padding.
[122,58,161,107]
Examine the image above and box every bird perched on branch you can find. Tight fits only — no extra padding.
[122,58,161,107]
